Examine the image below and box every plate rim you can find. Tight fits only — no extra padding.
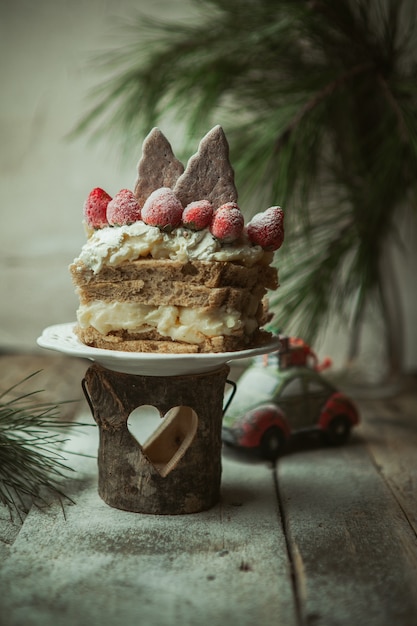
[37,322,281,375]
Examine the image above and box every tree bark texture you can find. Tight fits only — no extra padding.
[82,363,230,514]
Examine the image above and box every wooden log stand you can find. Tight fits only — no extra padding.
[82,362,230,515]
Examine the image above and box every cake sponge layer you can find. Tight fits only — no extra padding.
[76,325,272,354]
[70,258,278,290]
[71,258,277,315]
[71,258,278,353]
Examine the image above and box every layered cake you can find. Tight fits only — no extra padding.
[70,126,284,353]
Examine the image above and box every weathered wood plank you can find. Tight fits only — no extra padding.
[0,354,88,420]
[2,357,416,626]
[277,441,417,626]
[0,415,297,626]
[0,507,21,564]
[358,379,417,536]
[0,355,89,557]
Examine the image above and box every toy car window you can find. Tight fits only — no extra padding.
[230,368,278,411]
[280,377,303,397]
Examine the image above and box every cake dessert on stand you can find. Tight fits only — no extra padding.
[38,126,284,514]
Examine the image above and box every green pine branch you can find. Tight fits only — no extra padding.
[0,372,90,521]
[72,0,417,374]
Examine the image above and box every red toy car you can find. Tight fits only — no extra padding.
[222,337,360,460]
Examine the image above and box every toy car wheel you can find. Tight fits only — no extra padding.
[260,426,286,460]
[323,414,351,446]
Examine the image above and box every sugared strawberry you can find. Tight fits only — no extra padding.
[141,187,183,231]
[182,200,213,230]
[247,206,284,250]
[83,187,112,229]
[106,189,142,226]
[216,202,240,212]
[210,203,244,243]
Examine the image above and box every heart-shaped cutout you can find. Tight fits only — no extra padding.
[128,405,198,477]
[128,405,161,445]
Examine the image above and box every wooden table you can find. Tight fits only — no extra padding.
[0,354,416,626]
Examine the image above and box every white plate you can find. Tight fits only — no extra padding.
[37,323,281,376]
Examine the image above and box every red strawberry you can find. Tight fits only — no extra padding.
[83,187,112,229]
[106,189,142,226]
[216,202,240,212]
[141,187,183,231]
[247,206,284,250]
[210,203,244,243]
[182,200,213,230]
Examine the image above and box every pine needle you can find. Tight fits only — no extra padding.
[71,0,417,374]
[0,372,91,521]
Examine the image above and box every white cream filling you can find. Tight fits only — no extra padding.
[74,221,267,274]
[77,301,257,344]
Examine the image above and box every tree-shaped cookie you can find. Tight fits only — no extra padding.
[134,128,184,206]
[174,125,238,210]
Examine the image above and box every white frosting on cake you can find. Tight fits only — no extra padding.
[75,221,267,273]
[77,300,258,343]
